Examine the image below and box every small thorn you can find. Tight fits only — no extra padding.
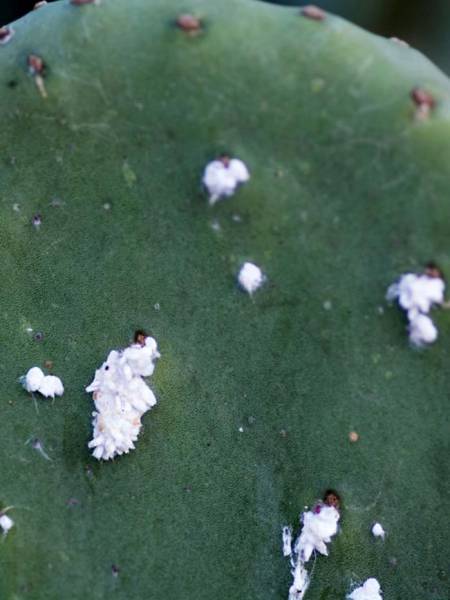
[34,1,48,8]
[176,14,202,34]
[301,5,326,21]
[71,0,100,5]
[28,55,48,98]
[411,87,435,121]
[0,26,14,45]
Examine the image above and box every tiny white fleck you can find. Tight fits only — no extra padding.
[210,219,221,232]
[238,262,265,295]
[103,202,111,211]
[323,300,332,311]
[377,306,384,315]
[238,426,244,433]
[12,203,20,212]
[232,213,242,222]
[202,156,250,205]
[154,303,160,311]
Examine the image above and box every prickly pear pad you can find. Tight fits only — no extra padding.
[0,1,450,599]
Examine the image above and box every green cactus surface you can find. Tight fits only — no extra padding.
[1,1,450,598]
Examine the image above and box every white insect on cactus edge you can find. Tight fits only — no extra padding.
[202,155,250,205]
[86,330,160,460]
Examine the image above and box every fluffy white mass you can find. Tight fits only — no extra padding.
[408,313,438,346]
[284,501,340,600]
[288,561,310,600]
[202,157,250,205]
[371,522,385,539]
[294,504,340,563]
[0,514,14,535]
[387,271,445,346]
[347,578,382,600]
[86,336,160,460]
[22,367,64,399]
[238,262,265,295]
[386,272,444,320]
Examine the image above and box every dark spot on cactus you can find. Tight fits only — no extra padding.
[85,465,94,479]
[219,154,231,168]
[32,213,42,227]
[28,55,45,76]
[44,360,53,369]
[111,564,120,577]
[7,80,18,89]
[323,489,341,509]
[176,14,202,34]
[425,262,443,280]
[134,329,148,345]
[280,429,288,437]
[183,485,192,493]
[301,5,326,21]
[34,331,44,342]
[66,497,80,507]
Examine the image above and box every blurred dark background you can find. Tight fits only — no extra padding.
[2,0,449,74]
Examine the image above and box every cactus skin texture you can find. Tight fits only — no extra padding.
[0,1,450,598]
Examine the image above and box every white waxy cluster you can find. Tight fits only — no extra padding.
[202,157,250,205]
[86,335,160,460]
[238,262,265,295]
[284,501,340,600]
[0,512,14,536]
[347,578,383,600]
[386,270,445,346]
[22,366,64,399]
[371,522,385,540]
[294,504,340,563]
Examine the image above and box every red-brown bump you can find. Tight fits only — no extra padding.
[28,54,45,75]
[71,0,98,5]
[411,87,435,109]
[176,14,202,33]
[301,5,326,21]
[0,27,11,41]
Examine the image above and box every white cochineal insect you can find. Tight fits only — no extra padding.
[21,366,64,399]
[386,264,445,346]
[371,522,386,540]
[238,262,265,295]
[86,332,160,461]
[294,503,340,562]
[347,578,383,600]
[202,155,250,205]
[283,492,341,600]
